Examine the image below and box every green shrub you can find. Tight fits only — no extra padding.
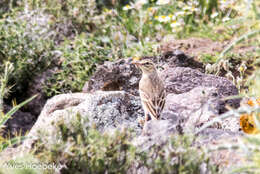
[43,33,112,96]
[0,0,20,17]
[141,135,218,174]
[26,0,99,33]
[32,113,218,174]
[0,12,54,96]
[0,62,36,153]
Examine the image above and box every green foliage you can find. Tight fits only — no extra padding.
[0,62,13,112]
[0,0,259,173]
[0,62,36,152]
[142,135,218,174]
[0,0,19,17]
[26,0,98,33]
[0,154,44,174]
[35,113,137,173]
[0,12,54,95]
[32,113,218,173]
[43,33,112,96]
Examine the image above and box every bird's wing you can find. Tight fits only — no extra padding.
[139,88,166,119]
[154,89,166,117]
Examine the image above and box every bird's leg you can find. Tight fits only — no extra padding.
[139,111,149,127]
[145,113,149,122]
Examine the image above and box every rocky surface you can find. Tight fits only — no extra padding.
[161,67,240,113]
[83,58,141,95]
[83,55,240,114]
[20,86,240,152]
[21,91,142,150]
[82,50,204,96]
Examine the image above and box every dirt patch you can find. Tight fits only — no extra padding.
[160,37,225,58]
[160,37,257,59]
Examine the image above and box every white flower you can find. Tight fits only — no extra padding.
[190,6,199,12]
[175,11,186,16]
[123,4,133,11]
[155,15,171,23]
[184,5,199,13]
[183,5,191,11]
[222,16,230,22]
[170,20,181,28]
[156,0,170,5]
[210,12,219,18]
[169,14,176,20]
[177,1,185,7]
[135,0,148,7]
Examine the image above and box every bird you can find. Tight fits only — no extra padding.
[132,59,166,125]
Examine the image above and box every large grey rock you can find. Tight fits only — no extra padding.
[163,86,240,132]
[132,120,179,150]
[161,67,240,113]
[21,91,142,150]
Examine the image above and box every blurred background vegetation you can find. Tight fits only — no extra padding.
[0,0,259,173]
[0,0,258,98]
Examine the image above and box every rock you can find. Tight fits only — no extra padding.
[83,55,239,114]
[22,91,143,149]
[163,86,239,132]
[22,85,239,151]
[160,50,204,70]
[132,120,179,150]
[82,58,141,96]
[82,51,203,95]
[161,67,240,113]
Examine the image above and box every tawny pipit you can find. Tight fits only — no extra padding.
[132,59,166,124]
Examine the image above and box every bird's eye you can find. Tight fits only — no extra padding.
[144,62,150,66]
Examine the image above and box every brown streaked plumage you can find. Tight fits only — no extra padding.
[132,59,166,124]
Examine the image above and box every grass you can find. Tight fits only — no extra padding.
[0,62,37,153]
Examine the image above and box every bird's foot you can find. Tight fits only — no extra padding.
[138,118,146,127]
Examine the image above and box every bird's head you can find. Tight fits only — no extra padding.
[132,59,156,74]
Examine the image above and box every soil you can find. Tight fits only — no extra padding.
[160,37,257,59]
[160,37,225,58]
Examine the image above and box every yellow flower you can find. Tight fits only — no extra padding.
[240,97,260,134]
[247,98,260,107]
[148,7,153,12]
[238,66,244,73]
[240,114,260,134]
